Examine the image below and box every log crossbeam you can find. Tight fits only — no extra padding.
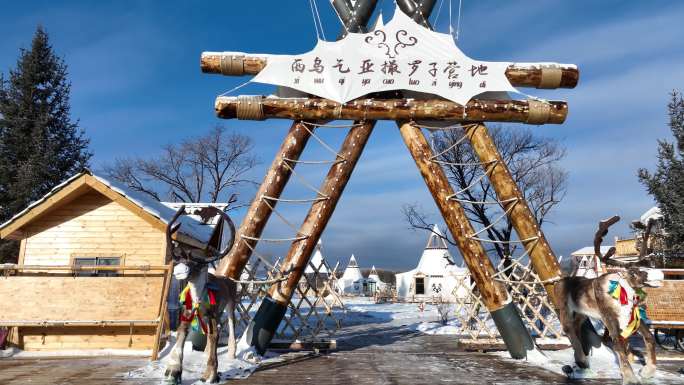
[208,0,568,360]
[215,96,568,125]
[201,52,579,90]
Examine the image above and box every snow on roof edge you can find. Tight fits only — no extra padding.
[1,170,215,246]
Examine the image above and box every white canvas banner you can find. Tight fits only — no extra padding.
[253,7,519,105]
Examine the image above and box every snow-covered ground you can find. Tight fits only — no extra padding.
[9,297,678,384]
[495,346,683,383]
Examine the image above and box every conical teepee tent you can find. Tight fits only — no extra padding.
[336,254,364,295]
[395,225,468,302]
[305,239,329,274]
[368,265,386,292]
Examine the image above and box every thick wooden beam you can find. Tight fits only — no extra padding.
[398,121,536,358]
[215,96,567,124]
[243,121,375,355]
[201,52,579,89]
[397,121,509,311]
[215,121,315,279]
[466,123,562,306]
[268,121,375,304]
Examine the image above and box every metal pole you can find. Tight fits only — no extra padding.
[467,123,563,306]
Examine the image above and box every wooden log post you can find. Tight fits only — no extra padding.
[214,121,314,279]
[201,53,578,90]
[215,96,568,124]
[214,0,378,280]
[242,121,375,355]
[242,0,436,356]
[398,121,534,359]
[466,123,563,306]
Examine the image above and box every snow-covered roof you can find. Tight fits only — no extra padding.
[571,246,612,257]
[340,254,363,281]
[425,225,448,249]
[305,238,329,274]
[640,206,662,225]
[0,170,215,246]
[397,226,459,277]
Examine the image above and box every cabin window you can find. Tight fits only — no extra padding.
[73,256,121,277]
[415,277,425,295]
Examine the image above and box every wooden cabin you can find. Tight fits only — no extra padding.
[0,170,216,357]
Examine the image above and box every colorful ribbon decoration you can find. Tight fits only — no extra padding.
[179,285,217,335]
[608,279,649,338]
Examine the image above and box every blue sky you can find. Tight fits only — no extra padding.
[1,1,683,270]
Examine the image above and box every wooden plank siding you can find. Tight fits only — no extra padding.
[21,190,166,267]
[18,326,157,350]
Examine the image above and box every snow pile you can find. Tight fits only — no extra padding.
[126,333,270,384]
[495,344,682,382]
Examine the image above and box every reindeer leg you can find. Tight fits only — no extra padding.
[164,318,189,385]
[202,312,220,383]
[571,313,591,369]
[637,322,656,379]
[227,300,237,359]
[604,319,639,385]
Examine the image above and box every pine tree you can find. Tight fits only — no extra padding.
[0,26,91,261]
[638,90,684,250]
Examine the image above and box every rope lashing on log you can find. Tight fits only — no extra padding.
[217,96,568,124]
[538,66,563,89]
[493,275,562,285]
[236,95,265,120]
[220,54,245,76]
[200,52,579,89]
[526,99,552,125]
[241,234,309,243]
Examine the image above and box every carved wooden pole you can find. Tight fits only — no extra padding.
[242,0,435,356]
[214,121,314,278]
[215,0,377,280]
[242,121,375,355]
[215,96,568,124]
[466,123,563,306]
[398,121,534,358]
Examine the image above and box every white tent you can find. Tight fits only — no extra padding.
[367,265,386,292]
[336,254,364,295]
[395,225,469,302]
[305,239,329,274]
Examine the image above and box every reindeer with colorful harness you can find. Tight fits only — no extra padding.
[163,205,238,384]
[554,216,664,384]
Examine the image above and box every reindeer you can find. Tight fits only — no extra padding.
[554,215,664,384]
[163,205,238,385]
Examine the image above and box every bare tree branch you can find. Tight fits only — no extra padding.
[403,125,568,261]
[102,125,258,206]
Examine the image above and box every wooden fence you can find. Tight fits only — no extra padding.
[0,264,172,359]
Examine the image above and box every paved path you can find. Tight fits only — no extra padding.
[1,319,683,384]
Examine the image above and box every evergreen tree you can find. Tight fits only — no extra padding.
[0,26,91,261]
[638,91,684,250]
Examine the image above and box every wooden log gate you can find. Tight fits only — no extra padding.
[209,0,575,359]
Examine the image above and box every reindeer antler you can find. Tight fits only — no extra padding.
[204,206,236,262]
[166,206,186,260]
[639,218,654,259]
[594,215,621,266]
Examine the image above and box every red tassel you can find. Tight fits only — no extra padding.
[620,287,628,305]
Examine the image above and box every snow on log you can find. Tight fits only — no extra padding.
[201,52,579,89]
[214,96,568,125]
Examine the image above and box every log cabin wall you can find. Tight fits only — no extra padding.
[21,190,166,267]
